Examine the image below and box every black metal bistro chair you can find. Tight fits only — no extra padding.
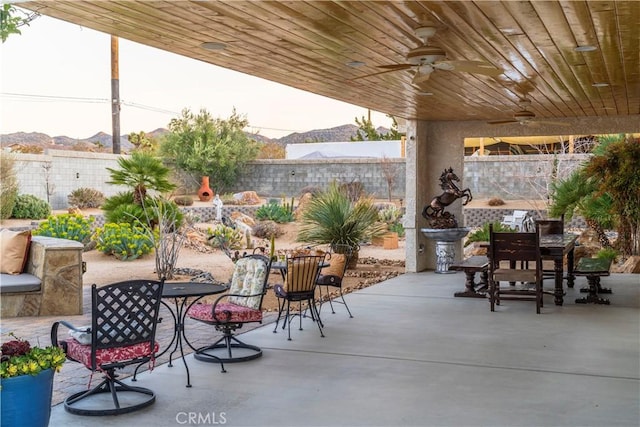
[273,254,327,340]
[51,279,164,416]
[316,244,354,318]
[187,254,272,364]
[488,224,544,313]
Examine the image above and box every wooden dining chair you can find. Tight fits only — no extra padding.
[488,223,544,313]
[536,215,565,281]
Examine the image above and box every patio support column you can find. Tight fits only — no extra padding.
[405,120,465,273]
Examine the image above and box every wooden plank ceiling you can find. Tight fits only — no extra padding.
[19,1,640,126]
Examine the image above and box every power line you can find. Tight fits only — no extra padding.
[2,91,309,134]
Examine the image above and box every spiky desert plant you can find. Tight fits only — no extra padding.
[297,181,387,251]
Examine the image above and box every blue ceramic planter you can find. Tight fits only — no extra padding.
[1,369,54,427]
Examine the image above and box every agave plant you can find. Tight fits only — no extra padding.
[296,181,387,255]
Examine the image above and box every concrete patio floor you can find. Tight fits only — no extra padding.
[35,272,640,426]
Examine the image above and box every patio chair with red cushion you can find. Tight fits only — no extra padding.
[50,279,164,416]
[187,254,272,364]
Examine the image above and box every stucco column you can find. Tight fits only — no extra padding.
[405,120,466,273]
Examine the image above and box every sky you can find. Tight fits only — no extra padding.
[0,12,391,140]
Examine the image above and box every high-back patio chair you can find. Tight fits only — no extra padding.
[272,254,327,340]
[50,279,164,416]
[316,243,354,318]
[536,215,565,280]
[187,254,272,364]
[488,224,543,313]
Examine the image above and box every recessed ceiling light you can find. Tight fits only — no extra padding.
[346,61,366,67]
[592,82,609,87]
[200,42,227,51]
[417,92,433,96]
[575,45,597,52]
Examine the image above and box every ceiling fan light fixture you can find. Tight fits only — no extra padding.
[575,45,597,52]
[200,42,227,51]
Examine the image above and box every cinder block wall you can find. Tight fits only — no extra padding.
[9,151,588,209]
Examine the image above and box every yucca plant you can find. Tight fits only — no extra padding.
[297,181,387,265]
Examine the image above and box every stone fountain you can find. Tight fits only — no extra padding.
[420,167,472,274]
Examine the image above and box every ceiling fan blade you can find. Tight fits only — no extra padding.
[378,64,413,71]
[441,60,502,77]
[350,64,411,80]
[488,119,519,125]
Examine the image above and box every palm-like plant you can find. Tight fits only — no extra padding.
[297,182,387,254]
[107,151,175,204]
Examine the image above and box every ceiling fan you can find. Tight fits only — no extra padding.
[488,98,570,126]
[352,26,502,84]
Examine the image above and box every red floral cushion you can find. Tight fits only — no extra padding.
[188,302,262,323]
[65,339,159,369]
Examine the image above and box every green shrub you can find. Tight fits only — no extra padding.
[173,195,194,206]
[206,224,243,250]
[464,222,516,247]
[378,205,402,224]
[255,200,294,223]
[219,193,242,205]
[11,194,51,219]
[33,214,95,244]
[93,222,155,261]
[67,187,105,208]
[102,192,183,229]
[0,153,18,219]
[252,220,283,239]
[388,222,405,238]
[596,247,618,261]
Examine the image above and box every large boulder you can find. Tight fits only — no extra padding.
[295,192,313,220]
[233,191,261,205]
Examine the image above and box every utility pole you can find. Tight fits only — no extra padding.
[111,35,121,154]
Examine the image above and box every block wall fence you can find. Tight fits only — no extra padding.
[7,149,589,211]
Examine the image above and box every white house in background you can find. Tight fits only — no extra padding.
[286,140,403,159]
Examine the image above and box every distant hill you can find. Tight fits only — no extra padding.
[0,124,390,152]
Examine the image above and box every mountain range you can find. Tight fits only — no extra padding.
[0,124,390,152]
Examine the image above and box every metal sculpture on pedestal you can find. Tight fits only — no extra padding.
[420,167,472,273]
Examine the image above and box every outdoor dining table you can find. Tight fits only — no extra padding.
[539,233,578,305]
[481,233,578,306]
[160,281,227,387]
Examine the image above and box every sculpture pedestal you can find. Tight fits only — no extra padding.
[420,228,470,274]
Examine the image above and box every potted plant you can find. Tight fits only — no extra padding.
[1,333,66,427]
[297,181,387,268]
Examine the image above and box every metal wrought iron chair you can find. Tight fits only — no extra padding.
[273,254,327,340]
[187,254,272,364]
[316,244,354,318]
[50,279,164,416]
[488,223,543,313]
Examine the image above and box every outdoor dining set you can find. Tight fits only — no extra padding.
[49,246,348,416]
[450,214,613,312]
